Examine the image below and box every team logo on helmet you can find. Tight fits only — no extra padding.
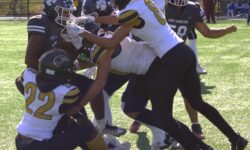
[96,0,108,11]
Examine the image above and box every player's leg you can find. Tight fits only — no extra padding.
[148,44,214,150]
[93,73,129,137]
[122,75,170,149]
[188,29,206,74]
[15,115,108,150]
[183,97,205,140]
[247,11,250,25]
[180,44,248,149]
[210,3,216,23]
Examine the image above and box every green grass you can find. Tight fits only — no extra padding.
[0,19,249,150]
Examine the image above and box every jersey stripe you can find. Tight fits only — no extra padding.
[118,10,139,25]
[91,46,107,64]
[28,25,45,33]
[63,87,80,104]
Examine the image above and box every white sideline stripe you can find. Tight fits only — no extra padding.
[28,25,45,30]
[0,17,27,21]
[28,29,45,33]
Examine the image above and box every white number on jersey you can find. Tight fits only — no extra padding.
[169,24,187,38]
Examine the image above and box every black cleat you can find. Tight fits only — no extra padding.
[192,123,205,140]
[102,124,126,137]
[231,135,248,150]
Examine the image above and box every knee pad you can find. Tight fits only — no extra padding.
[86,133,108,150]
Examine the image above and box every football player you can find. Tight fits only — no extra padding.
[187,28,206,74]
[65,19,214,150]
[80,1,169,148]
[15,0,124,138]
[71,29,169,149]
[66,0,248,149]
[15,49,108,150]
[165,0,240,140]
[80,0,127,137]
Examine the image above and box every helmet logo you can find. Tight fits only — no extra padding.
[53,54,71,68]
[96,0,107,11]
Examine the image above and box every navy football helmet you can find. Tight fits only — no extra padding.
[82,0,114,16]
[38,49,74,78]
[43,0,76,26]
[168,0,188,6]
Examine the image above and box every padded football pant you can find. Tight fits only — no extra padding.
[146,43,238,147]
[15,124,96,150]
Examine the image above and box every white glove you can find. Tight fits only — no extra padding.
[66,23,86,37]
[75,15,96,26]
[70,36,83,50]
[61,27,84,50]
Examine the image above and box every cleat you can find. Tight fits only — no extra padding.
[101,124,126,137]
[164,134,175,148]
[231,135,248,150]
[192,123,205,140]
[151,136,170,150]
[196,64,207,75]
[169,140,184,150]
[129,120,141,133]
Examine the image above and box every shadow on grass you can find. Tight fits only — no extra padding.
[135,132,151,150]
[201,81,216,94]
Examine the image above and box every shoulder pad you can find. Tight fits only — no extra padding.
[63,87,80,104]
[28,15,45,34]
[118,10,139,25]
[91,45,108,64]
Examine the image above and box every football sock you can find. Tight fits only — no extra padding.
[93,118,106,131]
[189,39,199,65]
[144,124,166,145]
[103,90,112,125]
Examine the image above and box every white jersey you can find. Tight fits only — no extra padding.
[17,68,79,141]
[91,36,157,75]
[118,0,183,58]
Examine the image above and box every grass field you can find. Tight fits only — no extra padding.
[0,19,249,150]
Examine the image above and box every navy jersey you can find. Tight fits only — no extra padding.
[27,15,63,54]
[27,15,79,65]
[165,1,204,41]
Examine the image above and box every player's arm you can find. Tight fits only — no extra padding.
[78,10,139,50]
[25,34,46,70]
[80,24,132,50]
[195,22,237,38]
[95,15,119,25]
[25,17,46,70]
[77,50,113,107]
